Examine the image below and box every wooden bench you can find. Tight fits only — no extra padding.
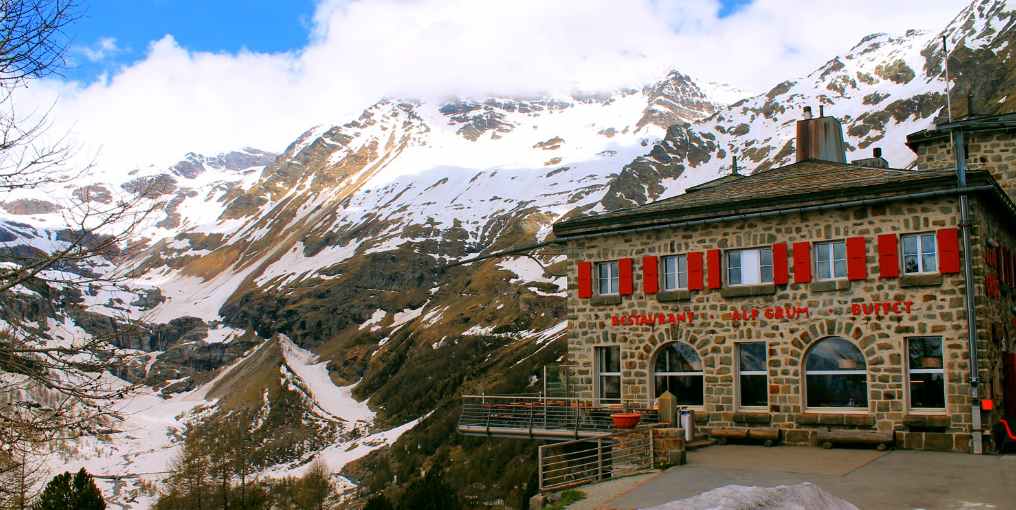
[709,427,780,447]
[816,429,894,451]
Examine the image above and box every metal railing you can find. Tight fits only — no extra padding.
[458,394,659,439]
[538,428,654,492]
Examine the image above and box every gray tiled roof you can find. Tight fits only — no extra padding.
[554,159,997,237]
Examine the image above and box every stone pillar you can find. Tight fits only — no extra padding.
[652,427,686,468]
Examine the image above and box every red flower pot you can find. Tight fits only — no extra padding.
[611,412,641,429]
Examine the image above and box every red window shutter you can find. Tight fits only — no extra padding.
[688,252,704,290]
[792,241,811,284]
[938,228,960,274]
[619,258,634,296]
[577,261,592,298]
[846,236,867,281]
[772,242,788,285]
[1009,249,1015,287]
[876,234,899,279]
[643,256,659,294]
[1002,247,1009,286]
[707,249,722,289]
[1006,247,1013,287]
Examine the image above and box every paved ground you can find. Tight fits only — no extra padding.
[581,445,1016,509]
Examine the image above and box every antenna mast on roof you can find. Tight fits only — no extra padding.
[942,35,953,122]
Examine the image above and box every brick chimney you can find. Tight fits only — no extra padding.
[796,106,847,163]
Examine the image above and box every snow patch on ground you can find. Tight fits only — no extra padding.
[265,412,432,479]
[359,309,387,332]
[279,336,374,423]
[644,483,858,510]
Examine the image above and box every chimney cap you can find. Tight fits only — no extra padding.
[873,147,882,158]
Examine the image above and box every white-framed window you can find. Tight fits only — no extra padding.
[902,233,937,274]
[737,342,768,408]
[596,261,619,295]
[726,247,773,286]
[653,342,703,406]
[804,337,868,409]
[662,254,688,290]
[907,337,945,410]
[814,241,847,281]
[595,345,621,403]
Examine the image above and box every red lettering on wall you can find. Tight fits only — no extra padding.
[851,300,914,317]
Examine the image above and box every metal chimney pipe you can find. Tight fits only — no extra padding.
[803,106,813,119]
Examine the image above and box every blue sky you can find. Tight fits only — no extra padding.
[67,0,317,82]
[66,0,754,83]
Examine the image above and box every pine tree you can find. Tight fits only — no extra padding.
[70,470,105,510]
[295,461,331,510]
[363,494,394,510]
[399,469,460,510]
[33,469,105,510]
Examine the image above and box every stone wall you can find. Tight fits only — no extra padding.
[912,129,1016,201]
[969,197,1016,428]
[563,194,1009,452]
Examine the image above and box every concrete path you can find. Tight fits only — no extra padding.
[589,445,1016,509]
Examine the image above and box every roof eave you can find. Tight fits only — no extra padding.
[553,171,1001,239]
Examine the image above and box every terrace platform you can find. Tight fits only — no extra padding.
[457,395,660,440]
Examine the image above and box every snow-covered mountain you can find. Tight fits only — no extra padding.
[4,0,1014,507]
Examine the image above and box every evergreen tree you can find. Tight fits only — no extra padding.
[363,494,394,510]
[399,468,459,510]
[294,461,331,510]
[33,469,105,510]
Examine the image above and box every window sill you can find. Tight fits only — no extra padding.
[591,294,621,306]
[720,284,776,298]
[656,289,691,302]
[810,279,850,293]
[900,273,943,288]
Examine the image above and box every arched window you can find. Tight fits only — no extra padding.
[653,342,703,405]
[804,337,868,408]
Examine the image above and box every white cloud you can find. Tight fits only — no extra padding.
[15,0,966,173]
[75,36,120,62]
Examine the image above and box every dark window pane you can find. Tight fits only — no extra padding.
[600,375,620,401]
[655,375,703,405]
[655,342,702,372]
[909,372,945,408]
[904,255,919,274]
[806,374,868,407]
[739,374,768,407]
[805,337,866,371]
[908,337,943,369]
[738,342,766,372]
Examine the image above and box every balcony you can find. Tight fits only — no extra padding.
[457,394,660,440]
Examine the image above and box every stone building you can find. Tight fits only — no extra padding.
[553,111,1016,453]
